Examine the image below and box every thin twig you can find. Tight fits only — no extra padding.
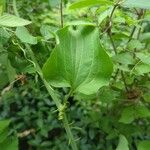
[109,32,129,92]
[121,71,129,92]
[128,9,145,43]
[105,1,129,92]
[102,0,121,35]
[60,0,64,28]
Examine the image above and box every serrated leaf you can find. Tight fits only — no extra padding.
[116,135,129,150]
[69,0,113,9]
[0,14,31,27]
[42,25,113,95]
[15,27,37,45]
[122,0,150,9]
[49,0,60,7]
[137,140,150,150]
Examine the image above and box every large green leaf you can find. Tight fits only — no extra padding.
[116,135,129,150]
[42,25,113,95]
[0,14,31,27]
[122,0,150,9]
[69,0,113,9]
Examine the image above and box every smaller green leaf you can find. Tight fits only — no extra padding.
[116,135,129,150]
[136,53,150,65]
[0,53,16,83]
[127,40,143,51]
[113,52,135,65]
[119,105,150,124]
[0,14,31,27]
[119,107,135,124]
[137,140,150,150]
[143,93,150,103]
[0,136,18,150]
[98,86,118,103]
[0,27,11,44]
[69,0,113,9]
[0,128,9,143]
[15,27,37,45]
[140,32,150,42]
[40,25,55,40]
[7,59,16,83]
[98,6,113,25]
[135,105,150,118]
[134,63,150,75]
[66,20,95,26]
[0,120,10,134]
[122,0,150,9]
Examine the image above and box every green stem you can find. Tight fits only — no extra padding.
[26,43,78,150]
[63,114,78,150]
[13,0,19,17]
[12,1,78,149]
[25,44,62,109]
[60,0,64,28]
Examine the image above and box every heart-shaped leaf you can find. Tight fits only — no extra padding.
[42,25,113,95]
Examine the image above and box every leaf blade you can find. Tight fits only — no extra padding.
[69,0,113,9]
[0,14,31,27]
[116,135,129,150]
[42,25,113,95]
[122,0,150,9]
